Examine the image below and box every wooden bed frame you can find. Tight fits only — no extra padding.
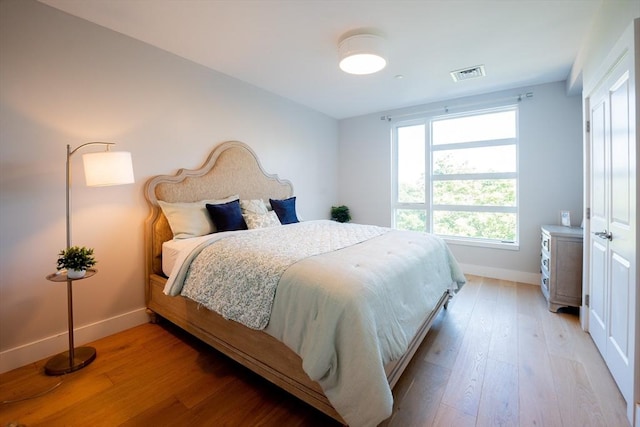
[143,141,449,424]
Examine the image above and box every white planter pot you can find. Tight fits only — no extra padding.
[67,269,86,279]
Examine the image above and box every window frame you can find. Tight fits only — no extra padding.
[391,118,429,230]
[392,105,520,250]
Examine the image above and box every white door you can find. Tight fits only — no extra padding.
[587,43,636,422]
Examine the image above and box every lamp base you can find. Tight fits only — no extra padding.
[44,346,96,376]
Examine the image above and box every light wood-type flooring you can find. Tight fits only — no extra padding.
[0,275,630,426]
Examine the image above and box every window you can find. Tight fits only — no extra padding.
[392,106,518,247]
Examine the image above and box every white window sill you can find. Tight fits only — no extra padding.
[442,236,520,251]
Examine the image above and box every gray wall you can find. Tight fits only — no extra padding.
[338,81,584,283]
[0,0,338,371]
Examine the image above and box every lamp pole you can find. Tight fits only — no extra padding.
[45,142,129,375]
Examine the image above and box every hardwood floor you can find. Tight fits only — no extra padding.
[0,276,630,426]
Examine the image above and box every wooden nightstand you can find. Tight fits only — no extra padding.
[540,225,583,312]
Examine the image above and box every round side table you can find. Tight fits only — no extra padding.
[44,269,98,375]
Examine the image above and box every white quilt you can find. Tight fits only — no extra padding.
[164,220,466,427]
[175,221,388,329]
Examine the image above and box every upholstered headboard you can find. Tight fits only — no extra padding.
[144,141,293,285]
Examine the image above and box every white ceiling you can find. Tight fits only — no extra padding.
[39,0,602,119]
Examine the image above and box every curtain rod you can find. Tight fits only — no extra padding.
[380,92,534,122]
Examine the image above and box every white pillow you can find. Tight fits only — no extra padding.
[159,195,239,239]
[240,199,269,215]
[243,211,280,229]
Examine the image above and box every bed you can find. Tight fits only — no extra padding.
[144,141,465,426]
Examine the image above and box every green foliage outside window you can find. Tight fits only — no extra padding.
[396,154,516,241]
[433,211,516,241]
[433,180,515,206]
[396,209,427,232]
[398,174,425,203]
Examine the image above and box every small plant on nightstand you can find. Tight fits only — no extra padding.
[57,246,96,279]
[331,205,351,223]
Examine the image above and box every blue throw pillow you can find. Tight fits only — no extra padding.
[269,197,299,225]
[206,199,247,232]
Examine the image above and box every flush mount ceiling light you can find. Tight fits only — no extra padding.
[338,33,387,75]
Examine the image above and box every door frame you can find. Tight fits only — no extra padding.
[581,96,591,331]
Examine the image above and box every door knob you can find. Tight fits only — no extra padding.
[594,230,613,241]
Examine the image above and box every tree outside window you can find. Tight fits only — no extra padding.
[393,106,518,246]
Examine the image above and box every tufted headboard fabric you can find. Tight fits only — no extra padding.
[143,141,293,286]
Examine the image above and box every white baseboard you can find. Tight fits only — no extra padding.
[459,263,540,285]
[0,308,149,374]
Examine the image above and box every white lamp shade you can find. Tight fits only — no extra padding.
[82,151,135,187]
[339,34,387,75]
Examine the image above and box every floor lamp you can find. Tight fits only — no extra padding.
[44,142,134,376]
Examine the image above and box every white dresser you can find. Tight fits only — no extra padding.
[540,225,583,312]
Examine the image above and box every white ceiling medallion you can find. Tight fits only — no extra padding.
[338,33,387,75]
[450,65,486,82]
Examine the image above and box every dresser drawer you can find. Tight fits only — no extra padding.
[541,252,550,275]
[541,270,550,299]
[541,233,551,253]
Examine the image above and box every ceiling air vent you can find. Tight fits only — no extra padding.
[450,65,485,82]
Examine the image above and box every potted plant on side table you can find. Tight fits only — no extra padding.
[57,246,97,279]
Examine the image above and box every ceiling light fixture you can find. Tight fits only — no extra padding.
[338,33,387,75]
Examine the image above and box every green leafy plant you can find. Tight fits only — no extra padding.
[331,205,351,223]
[57,246,97,271]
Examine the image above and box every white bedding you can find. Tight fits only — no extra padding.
[162,235,213,276]
[178,221,389,329]
[164,220,465,427]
